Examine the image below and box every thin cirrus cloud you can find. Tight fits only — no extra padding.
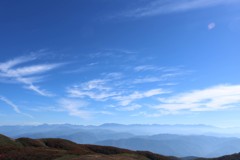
[114,88,170,106]
[67,79,119,101]
[0,55,63,96]
[117,104,142,111]
[153,84,240,113]
[68,89,118,101]
[68,83,168,111]
[66,65,179,112]
[133,77,161,84]
[133,73,182,84]
[122,0,239,18]
[133,66,186,84]
[58,98,90,118]
[134,65,162,72]
[67,74,170,108]
[0,96,32,118]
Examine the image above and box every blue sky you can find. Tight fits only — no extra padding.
[0,0,240,127]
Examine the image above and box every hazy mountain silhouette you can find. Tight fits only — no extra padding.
[0,123,226,137]
[96,134,240,157]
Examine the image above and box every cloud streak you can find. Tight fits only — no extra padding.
[67,79,119,101]
[0,55,63,96]
[114,88,170,106]
[66,63,182,114]
[58,98,90,118]
[134,65,162,72]
[122,0,239,18]
[0,96,32,118]
[154,84,240,113]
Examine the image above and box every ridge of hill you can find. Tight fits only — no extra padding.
[0,134,178,160]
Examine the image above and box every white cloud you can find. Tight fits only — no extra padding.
[58,98,90,118]
[133,65,186,84]
[28,106,63,112]
[134,65,161,72]
[96,111,114,115]
[79,79,111,91]
[0,96,32,118]
[133,77,161,84]
[67,79,119,101]
[123,0,239,18]
[154,84,240,112]
[68,89,118,101]
[118,104,142,111]
[0,55,37,71]
[6,64,60,77]
[102,72,123,80]
[25,84,53,97]
[66,64,182,113]
[114,88,170,106]
[0,96,21,113]
[131,111,171,118]
[133,73,181,84]
[0,55,63,96]
[208,22,216,30]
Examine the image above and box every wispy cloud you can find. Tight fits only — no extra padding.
[134,65,162,72]
[122,0,239,18]
[0,96,32,118]
[25,84,53,97]
[101,72,124,80]
[154,84,240,113]
[0,55,37,71]
[0,96,21,113]
[67,79,119,101]
[132,111,169,118]
[114,88,170,106]
[77,79,111,91]
[133,66,186,84]
[63,52,185,116]
[68,81,170,113]
[0,54,63,96]
[68,89,118,101]
[133,77,161,84]
[58,98,90,118]
[118,104,142,111]
[66,63,183,114]
[6,64,60,77]
[133,73,181,84]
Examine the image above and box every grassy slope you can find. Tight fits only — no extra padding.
[0,134,177,160]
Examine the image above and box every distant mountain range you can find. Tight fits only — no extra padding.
[1,123,240,158]
[1,123,239,137]
[96,134,240,157]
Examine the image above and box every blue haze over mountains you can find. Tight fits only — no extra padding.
[1,123,240,158]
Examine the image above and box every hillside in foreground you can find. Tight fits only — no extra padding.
[1,134,240,160]
[0,134,178,160]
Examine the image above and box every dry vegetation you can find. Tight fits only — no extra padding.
[0,134,177,160]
